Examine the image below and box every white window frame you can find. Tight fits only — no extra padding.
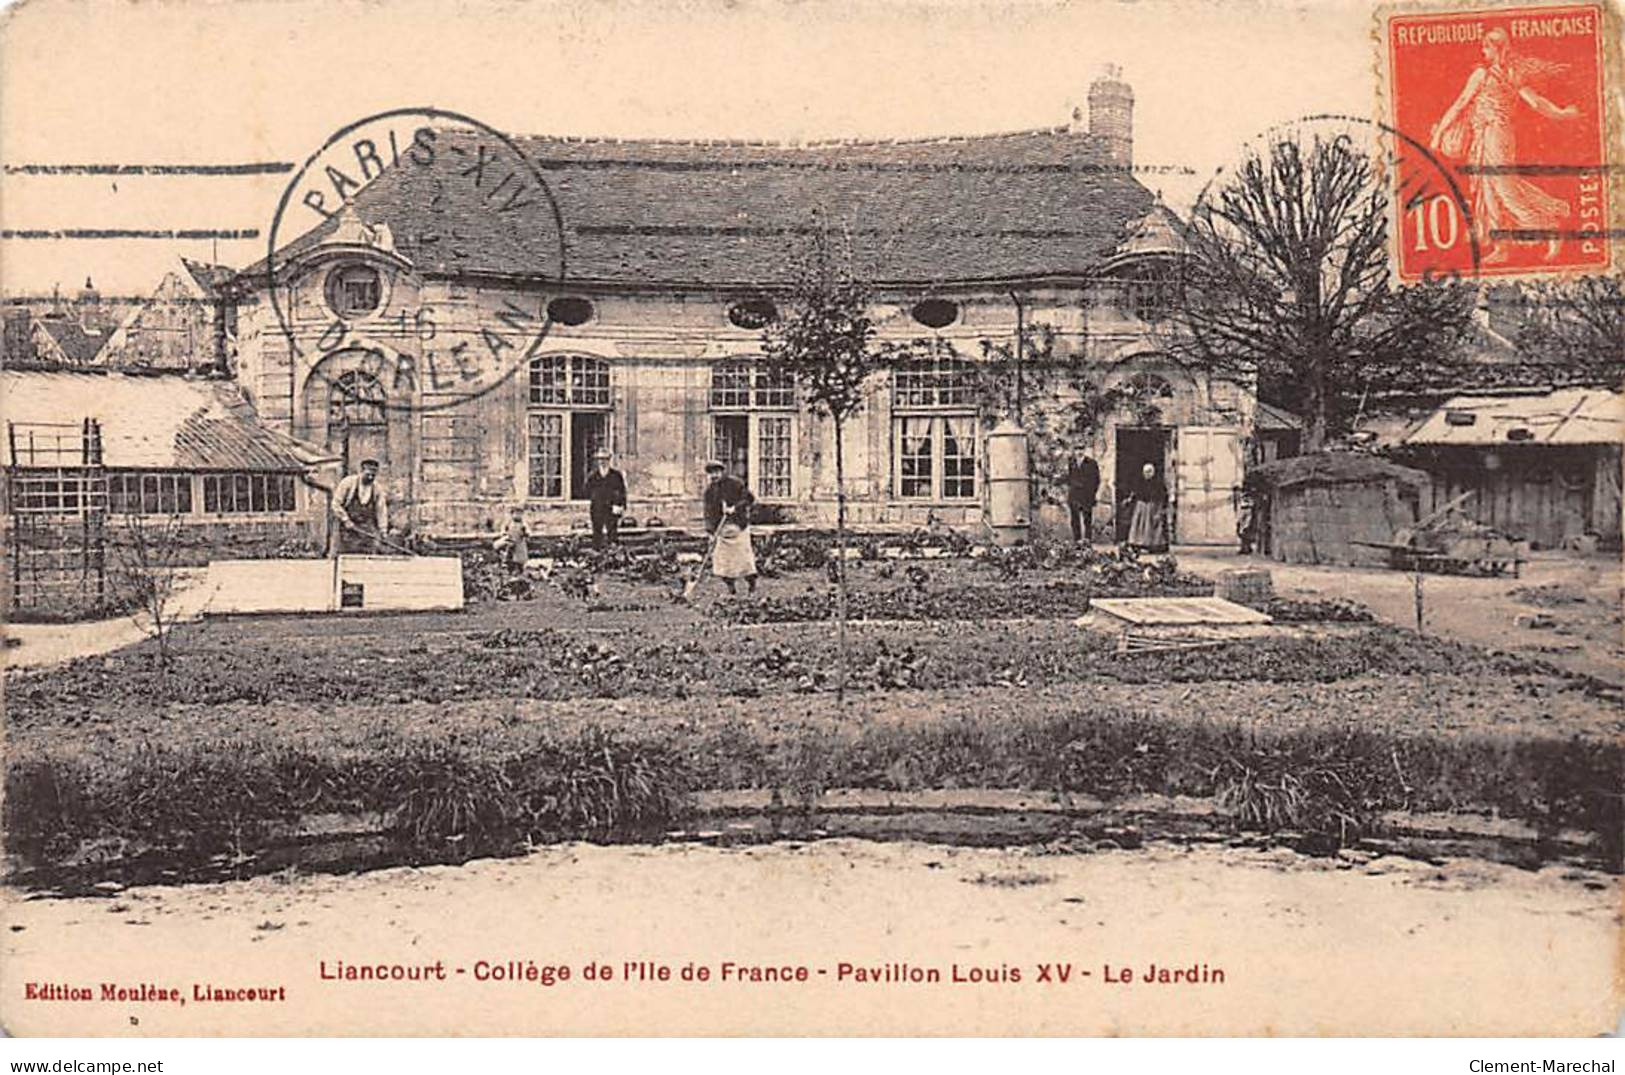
[890,360,979,503]
[892,413,978,502]
[525,355,614,502]
[708,360,797,502]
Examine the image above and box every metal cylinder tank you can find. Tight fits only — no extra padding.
[984,418,1031,546]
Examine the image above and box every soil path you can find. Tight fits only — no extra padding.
[3,569,215,671]
[1179,548,1623,682]
[3,839,1616,1036]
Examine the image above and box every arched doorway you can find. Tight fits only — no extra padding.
[1111,372,1177,542]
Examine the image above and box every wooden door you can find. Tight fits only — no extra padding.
[1174,426,1242,545]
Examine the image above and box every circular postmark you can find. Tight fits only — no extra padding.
[1156,114,1482,416]
[1166,113,1481,366]
[1184,113,1481,284]
[266,107,567,415]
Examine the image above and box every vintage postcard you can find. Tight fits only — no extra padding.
[1,0,1621,1043]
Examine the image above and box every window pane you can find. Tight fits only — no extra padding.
[892,356,975,409]
[529,356,567,405]
[898,416,934,499]
[250,474,267,513]
[234,475,250,513]
[157,475,177,514]
[571,357,611,406]
[527,413,564,498]
[176,476,194,514]
[142,475,159,514]
[274,475,294,512]
[937,360,975,407]
[893,365,931,408]
[329,371,386,427]
[941,415,977,499]
[754,365,794,408]
[203,475,219,513]
[710,362,752,409]
[757,416,792,499]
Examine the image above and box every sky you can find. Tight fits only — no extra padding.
[0,0,1378,298]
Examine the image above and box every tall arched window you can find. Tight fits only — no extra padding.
[527,354,614,500]
[327,370,387,473]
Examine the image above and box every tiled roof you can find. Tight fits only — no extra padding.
[36,318,110,364]
[251,128,1154,288]
[179,258,237,298]
[1402,388,1624,447]
[1,369,332,470]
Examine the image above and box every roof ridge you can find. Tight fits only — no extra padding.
[515,124,1086,150]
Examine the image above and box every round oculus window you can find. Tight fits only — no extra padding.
[546,296,595,326]
[911,298,959,329]
[727,298,778,329]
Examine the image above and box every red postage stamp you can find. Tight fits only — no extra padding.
[1383,2,1616,281]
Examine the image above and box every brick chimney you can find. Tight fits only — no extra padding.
[1088,64,1134,171]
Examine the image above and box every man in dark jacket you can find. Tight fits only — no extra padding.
[1066,453,1101,544]
[584,448,627,548]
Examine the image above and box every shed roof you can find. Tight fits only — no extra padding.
[1246,451,1431,492]
[248,127,1155,288]
[1,369,333,471]
[1254,400,1304,433]
[35,317,110,365]
[1402,388,1624,447]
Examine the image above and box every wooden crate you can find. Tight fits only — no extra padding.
[336,555,464,612]
[1214,568,1274,607]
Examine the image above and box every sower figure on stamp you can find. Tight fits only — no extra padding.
[1066,452,1101,544]
[331,458,389,555]
[1429,26,1582,264]
[585,448,627,549]
[702,459,758,596]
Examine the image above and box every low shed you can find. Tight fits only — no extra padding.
[1395,388,1623,550]
[1245,452,1430,566]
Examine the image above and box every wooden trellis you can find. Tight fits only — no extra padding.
[5,419,108,615]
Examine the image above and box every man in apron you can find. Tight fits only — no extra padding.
[330,458,390,555]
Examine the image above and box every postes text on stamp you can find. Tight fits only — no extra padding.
[1383,2,1614,281]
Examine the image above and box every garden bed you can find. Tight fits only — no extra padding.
[6,619,1605,723]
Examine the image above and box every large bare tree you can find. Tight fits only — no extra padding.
[1172,131,1473,448]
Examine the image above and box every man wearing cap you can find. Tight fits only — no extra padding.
[702,459,758,595]
[584,448,627,548]
[331,458,389,554]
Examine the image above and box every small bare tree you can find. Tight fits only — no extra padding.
[761,225,884,705]
[111,511,192,673]
[1172,130,1474,448]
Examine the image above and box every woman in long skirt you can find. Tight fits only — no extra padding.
[1125,462,1170,553]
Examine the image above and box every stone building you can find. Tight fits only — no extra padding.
[233,69,1262,543]
[97,258,239,372]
